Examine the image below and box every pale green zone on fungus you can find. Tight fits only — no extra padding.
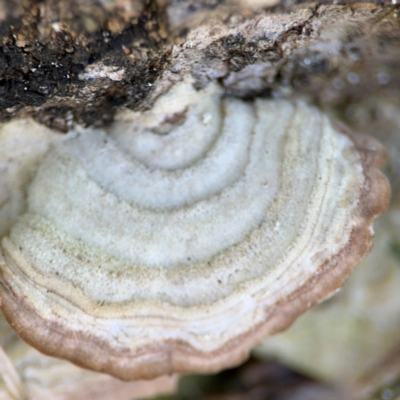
[252,97,400,385]
[0,77,390,381]
[253,202,400,383]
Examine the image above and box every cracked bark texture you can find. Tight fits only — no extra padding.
[0,0,398,132]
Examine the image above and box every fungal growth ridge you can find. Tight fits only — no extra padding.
[0,78,390,380]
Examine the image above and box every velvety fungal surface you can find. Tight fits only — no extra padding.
[0,79,390,380]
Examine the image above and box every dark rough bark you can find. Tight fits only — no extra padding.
[0,0,399,133]
[0,0,169,129]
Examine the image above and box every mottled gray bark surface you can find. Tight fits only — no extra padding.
[0,0,398,132]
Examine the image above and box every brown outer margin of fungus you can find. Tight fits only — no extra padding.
[0,127,391,381]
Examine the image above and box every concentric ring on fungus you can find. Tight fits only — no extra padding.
[0,78,390,380]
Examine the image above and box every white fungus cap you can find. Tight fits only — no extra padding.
[0,78,390,380]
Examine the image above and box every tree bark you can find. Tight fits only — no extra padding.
[0,0,398,132]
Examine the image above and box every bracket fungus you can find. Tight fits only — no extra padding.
[0,79,390,380]
[0,310,177,400]
[0,119,63,238]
